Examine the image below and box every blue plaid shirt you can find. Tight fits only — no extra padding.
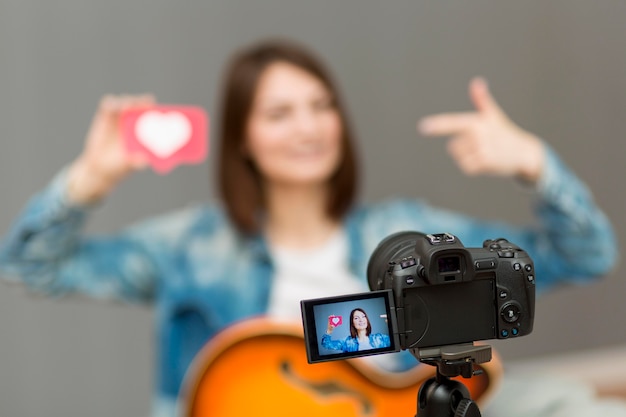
[0,145,618,416]
[321,333,391,352]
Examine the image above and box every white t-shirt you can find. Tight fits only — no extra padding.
[267,230,366,320]
[267,230,400,371]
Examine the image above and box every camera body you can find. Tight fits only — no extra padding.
[301,231,535,363]
[368,232,535,350]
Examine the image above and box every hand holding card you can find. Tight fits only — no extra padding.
[121,105,209,174]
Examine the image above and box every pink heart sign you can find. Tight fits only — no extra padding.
[122,105,209,174]
[328,315,343,327]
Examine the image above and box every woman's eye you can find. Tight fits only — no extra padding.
[267,112,286,121]
[264,107,290,121]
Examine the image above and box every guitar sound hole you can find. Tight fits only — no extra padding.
[279,360,374,415]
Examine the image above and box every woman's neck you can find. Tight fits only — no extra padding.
[264,182,339,250]
[357,329,368,339]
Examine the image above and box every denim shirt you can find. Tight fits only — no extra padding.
[321,333,391,352]
[0,146,618,417]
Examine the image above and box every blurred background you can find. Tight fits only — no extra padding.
[1,1,625,416]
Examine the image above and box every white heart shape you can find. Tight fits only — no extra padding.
[332,317,340,325]
[135,111,192,158]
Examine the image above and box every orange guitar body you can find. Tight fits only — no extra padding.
[180,318,503,417]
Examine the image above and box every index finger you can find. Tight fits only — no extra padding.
[418,112,478,137]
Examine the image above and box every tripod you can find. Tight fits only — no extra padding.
[410,343,492,417]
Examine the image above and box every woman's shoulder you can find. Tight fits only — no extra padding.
[345,197,480,257]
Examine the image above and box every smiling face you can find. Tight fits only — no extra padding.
[244,61,343,188]
[350,308,372,338]
[352,310,369,330]
[218,40,358,234]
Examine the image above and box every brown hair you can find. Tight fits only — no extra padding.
[349,308,371,338]
[217,39,359,234]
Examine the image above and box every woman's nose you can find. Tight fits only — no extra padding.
[294,109,318,136]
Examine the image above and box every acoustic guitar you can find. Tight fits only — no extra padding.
[179,317,503,417]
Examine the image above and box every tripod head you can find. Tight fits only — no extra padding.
[409,344,492,417]
[413,343,492,378]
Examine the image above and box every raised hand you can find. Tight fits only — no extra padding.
[327,316,337,334]
[67,94,155,204]
[418,78,545,183]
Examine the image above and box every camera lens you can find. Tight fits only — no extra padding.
[367,231,425,290]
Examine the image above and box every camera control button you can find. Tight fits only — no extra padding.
[511,327,519,336]
[497,250,515,258]
[475,258,497,270]
[501,303,521,323]
[514,263,522,271]
[405,276,415,285]
[501,329,510,338]
[527,274,535,283]
[499,290,509,299]
[400,258,417,268]
[524,264,533,272]
[489,243,501,250]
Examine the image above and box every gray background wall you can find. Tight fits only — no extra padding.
[1,1,625,416]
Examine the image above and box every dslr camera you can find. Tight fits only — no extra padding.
[301,231,535,364]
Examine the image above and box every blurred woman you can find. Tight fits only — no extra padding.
[0,39,618,417]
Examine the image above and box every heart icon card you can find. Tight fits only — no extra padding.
[328,315,343,327]
[121,105,209,174]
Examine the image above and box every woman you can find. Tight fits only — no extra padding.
[322,308,391,352]
[0,39,618,417]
